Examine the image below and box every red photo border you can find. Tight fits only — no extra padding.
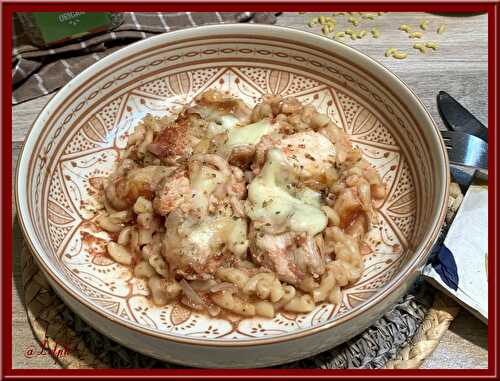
[1,1,498,379]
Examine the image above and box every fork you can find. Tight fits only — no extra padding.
[440,130,488,171]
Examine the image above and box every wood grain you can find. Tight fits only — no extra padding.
[11,12,488,369]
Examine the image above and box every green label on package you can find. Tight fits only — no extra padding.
[31,12,111,44]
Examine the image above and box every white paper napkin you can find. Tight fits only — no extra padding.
[422,183,488,323]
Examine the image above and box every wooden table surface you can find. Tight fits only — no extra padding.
[11,12,488,369]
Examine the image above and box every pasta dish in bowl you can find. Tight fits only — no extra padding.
[99,90,386,319]
[16,24,449,367]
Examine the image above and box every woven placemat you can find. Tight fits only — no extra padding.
[20,248,459,369]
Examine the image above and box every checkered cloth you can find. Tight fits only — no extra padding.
[12,12,278,104]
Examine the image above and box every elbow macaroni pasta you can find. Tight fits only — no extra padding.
[96,91,385,318]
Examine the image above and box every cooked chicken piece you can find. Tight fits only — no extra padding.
[277,131,336,183]
[156,153,249,280]
[147,90,252,164]
[333,187,365,229]
[163,209,225,279]
[152,153,246,218]
[250,230,325,285]
[245,149,328,284]
[192,89,252,127]
[293,233,325,276]
[162,207,246,280]
[251,231,301,284]
[249,130,337,182]
[147,113,203,164]
[318,123,353,164]
[153,169,192,216]
[147,90,282,170]
[104,165,176,210]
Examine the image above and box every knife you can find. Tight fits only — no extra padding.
[437,91,488,143]
[437,91,488,188]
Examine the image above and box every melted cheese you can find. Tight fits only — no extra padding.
[176,213,248,264]
[189,165,225,214]
[227,119,273,146]
[184,217,231,252]
[207,114,241,136]
[184,165,248,256]
[190,165,225,194]
[246,149,327,235]
[278,131,336,180]
[217,119,274,158]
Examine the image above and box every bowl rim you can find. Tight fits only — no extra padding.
[15,23,450,347]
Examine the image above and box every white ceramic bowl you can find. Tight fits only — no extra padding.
[16,24,449,368]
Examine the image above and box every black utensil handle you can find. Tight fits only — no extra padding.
[437,91,488,143]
